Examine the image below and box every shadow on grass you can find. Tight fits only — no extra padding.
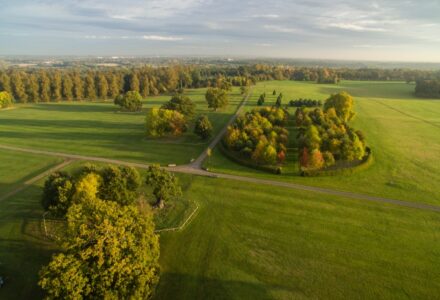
[29,103,116,113]
[155,272,275,300]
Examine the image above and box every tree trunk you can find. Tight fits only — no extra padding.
[154,198,164,209]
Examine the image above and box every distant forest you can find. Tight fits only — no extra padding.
[1,64,440,102]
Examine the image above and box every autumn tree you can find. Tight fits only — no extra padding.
[0,91,13,108]
[194,115,213,140]
[27,74,40,103]
[145,164,182,208]
[51,70,63,102]
[72,71,84,100]
[108,73,120,99]
[0,72,11,93]
[324,92,355,123]
[42,172,74,217]
[11,71,27,103]
[146,108,187,137]
[61,73,73,101]
[97,73,109,100]
[205,87,228,111]
[84,72,96,100]
[39,70,51,102]
[129,72,140,93]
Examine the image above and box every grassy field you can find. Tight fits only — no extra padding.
[0,150,62,299]
[157,176,440,299]
[0,88,243,165]
[207,81,440,206]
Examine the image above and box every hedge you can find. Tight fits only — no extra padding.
[218,142,282,175]
[301,147,373,177]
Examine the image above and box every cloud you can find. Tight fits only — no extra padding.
[328,23,387,32]
[263,25,298,33]
[142,35,184,41]
[252,14,280,19]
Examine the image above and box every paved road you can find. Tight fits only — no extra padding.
[189,88,253,169]
[0,144,439,213]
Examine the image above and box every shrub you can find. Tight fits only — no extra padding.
[146,108,187,137]
[114,91,142,112]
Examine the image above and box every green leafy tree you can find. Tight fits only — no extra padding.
[194,115,213,140]
[51,71,63,102]
[205,87,228,111]
[129,72,140,92]
[146,108,187,137]
[39,70,51,102]
[161,94,196,119]
[42,172,74,217]
[275,94,283,107]
[98,166,142,206]
[97,73,109,99]
[85,72,96,100]
[272,90,276,96]
[140,74,150,98]
[324,92,355,122]
[27,74,40,103]
[11,71,28,103]
[0,91,13,108]
[145,164,182,208]
[39,196,160,299]
[72,71,84,100]
[108,73,120,99]
[114,91,143,112]
[61,73,73,101]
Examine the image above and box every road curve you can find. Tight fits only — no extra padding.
[0,144,439,213]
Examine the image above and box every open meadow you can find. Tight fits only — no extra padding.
[207,81,440,206]
[1,81,440,299]
[0,88,243,165]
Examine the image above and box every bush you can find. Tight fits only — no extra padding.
[161,95,196,119]
[114,91,142,112]
[0,91,13,108]
[194,115,213,140]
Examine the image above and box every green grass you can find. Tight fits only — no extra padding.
[157,176,440,299]
[207,81,440,206]
[0,151,62,299]
[0,88,243,165]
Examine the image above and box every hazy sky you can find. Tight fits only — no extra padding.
[1,0,440,61]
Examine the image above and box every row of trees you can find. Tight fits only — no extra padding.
[224,107,289,165]
[415,79,440,98]
[39,164,182,298]
[295,92,367,171]
[0,66,254,103]
[289,99,322,107]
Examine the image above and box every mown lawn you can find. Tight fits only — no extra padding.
[157,176,440,299]
[0,150,62,299]
[0,88,243,165]
[207,81,440,206]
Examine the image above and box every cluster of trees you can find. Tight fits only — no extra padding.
[39,164,182,298]
[114,90,143,112]
[224,107,289,165]
[257,93,267,106]
[0,66,255,103]
[295,92,367,171]
[0,91,13,108]
[415,79,440,98]
[289,99,322,107]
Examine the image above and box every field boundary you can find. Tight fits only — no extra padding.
[155,200,200,233]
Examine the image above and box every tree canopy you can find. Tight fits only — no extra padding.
[161,94,196,119]
[324,92,355,123]
[205,87,229,111]
[194,115,213,140]
[114,90,143,112]
[145,165,182,208]
[0,91,13,108]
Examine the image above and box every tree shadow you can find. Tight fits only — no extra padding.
[29,103,116,113]
[155,272,276,300]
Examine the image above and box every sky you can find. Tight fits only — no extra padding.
[1,0,440,61]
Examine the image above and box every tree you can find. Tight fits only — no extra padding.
[85,72,96,100]
[51,71,63,102]
[61,73,73,101]
[161,94,196,119]
[114,91,143,112]
[11,71,27,103]
[39,70,51,102]
[324,92,355,123]
[98,166,141,206]
[205,87,228,111]
[42,172,74,217]
[129,72,140,92]
[0,72,11,93]
[0,91,13,108]
[97,73,109,100]
[72,71,84,100]
[27,74,40,103]
[140,74,150,98]
[108,73,120,99]
[146,108,187,137]
[145,164,182,208]
[39,196,160,299]
[194,115,213,140]
[275,94,283,107]
[273,90,276,96]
